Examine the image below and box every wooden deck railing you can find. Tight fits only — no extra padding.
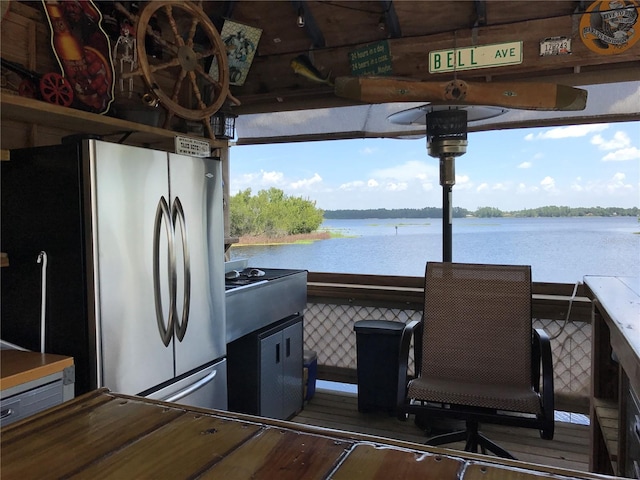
[304,272,593,415]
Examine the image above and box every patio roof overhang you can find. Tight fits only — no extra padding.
[235,81,640,145]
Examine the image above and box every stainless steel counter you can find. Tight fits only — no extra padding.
[225,270,307,343]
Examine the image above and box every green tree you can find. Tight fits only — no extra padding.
[229,188,324,237]
[475,206,503,218]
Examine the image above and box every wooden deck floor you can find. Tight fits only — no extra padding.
[292,388,591,473]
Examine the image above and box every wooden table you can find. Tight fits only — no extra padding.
[0,389,619,479]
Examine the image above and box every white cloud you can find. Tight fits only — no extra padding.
[232,170,286,192]
[385,182,408,191]
[571,177,584,192]
[518,161,532,169]
[455,174,473,190]
[261,171,284,184]
[602,146,640,162]
[525,124,609,141]
[370,160,438,183]
[339,180,365,190]
[540,176,556,192]
[591,131,631,150]
[290,173,322,189]
[360,147,378,155]
[492,183,509,191]
[516,183,539,194]
[597,173,629,192]
[333,160,440,197]
[571,173,634,196]
[476,183,489,192]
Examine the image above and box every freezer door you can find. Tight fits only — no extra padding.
[90,141,175,394]
[145,359,228,410]
[169,154,226,376]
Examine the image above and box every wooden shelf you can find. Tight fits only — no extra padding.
[0,93,227,152]
[593,397,619,463]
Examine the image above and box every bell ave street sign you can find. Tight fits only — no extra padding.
[429,41,523,73]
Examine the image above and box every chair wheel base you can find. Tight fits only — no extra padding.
[426,421,516,460]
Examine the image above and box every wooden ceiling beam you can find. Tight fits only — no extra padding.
[291,0,326,48]
[221,1,236,19]
[474,0,487,26]
[229,11,639,114]
[380,0,401,38]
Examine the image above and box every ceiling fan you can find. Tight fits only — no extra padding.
[333,75,588,263]
[333,76,588,111]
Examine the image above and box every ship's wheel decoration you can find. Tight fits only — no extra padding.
[115,1,240,140]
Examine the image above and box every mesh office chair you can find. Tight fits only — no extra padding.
[397,262,554,459]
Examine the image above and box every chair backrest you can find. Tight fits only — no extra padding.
[421,262,533,389]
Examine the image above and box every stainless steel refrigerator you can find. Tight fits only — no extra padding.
[1,138,227,410]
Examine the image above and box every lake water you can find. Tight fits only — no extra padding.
[229,216,640,284]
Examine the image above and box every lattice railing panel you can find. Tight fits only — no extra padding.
[304,302,591,410]
[535,318,591,400]
[305,303,421,370]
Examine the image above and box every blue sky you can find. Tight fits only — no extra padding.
[228,121,639,211]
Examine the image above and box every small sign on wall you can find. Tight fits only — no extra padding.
[580,0,639,55]
[209,20,262,86]
[540,36,572,56]
[349,41,393,76]
[428,41,522,74]
[175,136,210,157]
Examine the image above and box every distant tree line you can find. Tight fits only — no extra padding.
[324,206,639,219]
[230,190,638,238]
[509,206,639,218]
[230,188,324,237]
[324,207,471,219]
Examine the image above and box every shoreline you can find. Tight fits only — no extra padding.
[235,231,332,246]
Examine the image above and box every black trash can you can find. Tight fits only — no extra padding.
[353,320,405,414]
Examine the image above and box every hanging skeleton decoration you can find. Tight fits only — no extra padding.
[112,20,137,97]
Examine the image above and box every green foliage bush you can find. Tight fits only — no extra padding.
[229,188,324,237]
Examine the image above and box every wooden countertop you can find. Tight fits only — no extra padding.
[584,276,640,394]
[0,350,74,391]
[0,389,618,479]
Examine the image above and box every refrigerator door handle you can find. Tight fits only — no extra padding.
[172,196,191,342]
[36,251,48,353]
[153,196,176,347]
[162,369,217,403]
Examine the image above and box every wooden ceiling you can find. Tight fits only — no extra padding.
[199,1,640,115]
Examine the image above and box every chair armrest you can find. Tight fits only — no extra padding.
[397,319,422,417]
[533,327,555,439]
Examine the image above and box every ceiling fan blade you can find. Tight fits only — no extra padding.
[335,76,587,111]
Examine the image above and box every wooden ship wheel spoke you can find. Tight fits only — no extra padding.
[115,1,239,140]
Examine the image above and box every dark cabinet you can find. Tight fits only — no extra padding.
[586,275,640,477]
[228,314,304,420]
[625,385,640,478]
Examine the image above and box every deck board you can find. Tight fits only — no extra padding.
[292,389,591,473]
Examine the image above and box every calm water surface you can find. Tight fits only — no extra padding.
[230,216,640,283]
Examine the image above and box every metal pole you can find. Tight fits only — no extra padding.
[442,184,452,262]
[440,156,455,262]
[426,109,467,264]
